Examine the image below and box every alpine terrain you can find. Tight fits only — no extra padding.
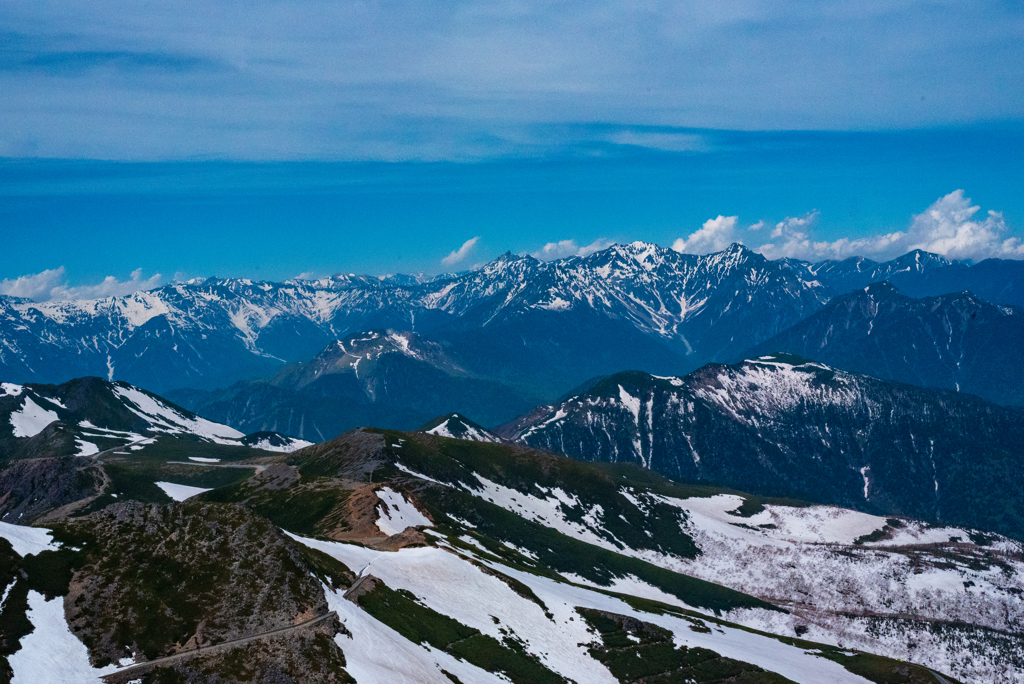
[500,353,1024,540]
[2,426,1017,684]
[2,241,1024,684]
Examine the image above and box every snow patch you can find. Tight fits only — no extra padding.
[375,487,432,535]
[9,397,59,438]
[113,385,243,443]
[0,522,59,557]
[155,481,212,501]
[74,439,99,456]
[248,437,313,453]
[395,462,451,487]
[9,591,120,683]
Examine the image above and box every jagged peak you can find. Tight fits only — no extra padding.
[860,281,903,296]
[885,249,952,270]
[742,352,833,371]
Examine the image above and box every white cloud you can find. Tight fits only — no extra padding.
[672,215,739,254]
[531,237,614,261]
[0,267,163,302]
[756,211,906,262]
[748,220,766,231]
[0,267,68,301]
[441,236,480,267]
[754,191,1023,262]
[905,190,1023,260]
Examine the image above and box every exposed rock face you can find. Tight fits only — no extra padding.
[0,456,102,524]
[62,501,343,667]
[744,282,1024,406]
[500,355,1024,539]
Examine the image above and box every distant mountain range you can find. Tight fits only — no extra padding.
[744,282,1024,405]
[166,330,537,440]
[499,353,1024,540]
[7,242,1015,395]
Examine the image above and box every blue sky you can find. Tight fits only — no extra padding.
[1,1,1023,298]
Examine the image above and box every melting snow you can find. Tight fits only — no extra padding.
[9,397,59,438]
[74,439,99,457]
[295,538,872,684]
[394,462,451,487]
[618,385,641,424]
[375,487,432,535]
[322,583,508,683]
[0,522,59,557]
[8,591,120,683]
[248,437,313,453]
[1,383,24,396]
[154,482,212,501]
[187,456,221,463]
[112,385,243,443]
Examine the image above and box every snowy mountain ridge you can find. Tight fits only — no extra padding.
[3,426,1013,682]
[0,376,310,460]
[5,241,1024,397]
[499,353,1024,541]
[0,242,857,393]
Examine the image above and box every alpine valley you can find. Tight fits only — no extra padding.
[2,242,1024,684]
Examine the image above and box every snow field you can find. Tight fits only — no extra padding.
[0,522,60,557]
[154,482,213,501]
[74,439,100,456]
[419,468,1024,683]
[650,494,1024,684]
[112,385,244,443]
[295,537,874,684]
[323,585,511,684]
[375,487,433,535]
[8,396,59,438]
[8,591,120,683]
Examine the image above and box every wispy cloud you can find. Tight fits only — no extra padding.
[605,131,709,153]
[2,2,1022,159]
[0,267,163,302]
[532,238,614,261]
[441,237,480,267]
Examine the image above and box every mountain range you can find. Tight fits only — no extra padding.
[744,282,1024,405]
[164,330,538,440]
[4,242,1024,412]
[499,353,1024,540]
[2,425,1019,683]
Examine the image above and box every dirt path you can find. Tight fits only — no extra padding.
[166,460,268,472]
[35,439,149,523]
[101,610,338,682]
